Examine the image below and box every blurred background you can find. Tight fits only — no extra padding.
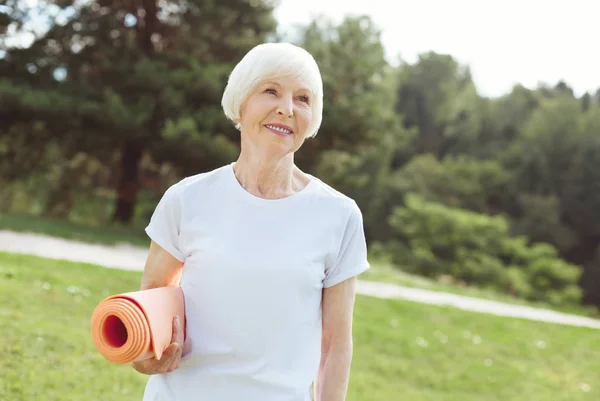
[1,0,599,400]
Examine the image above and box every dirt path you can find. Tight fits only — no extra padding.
[1,229,599,329]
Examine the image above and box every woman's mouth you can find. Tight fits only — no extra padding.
[265,124,293,136]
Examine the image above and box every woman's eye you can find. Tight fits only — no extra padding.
[298,96,310,104]
[265,88,277,95]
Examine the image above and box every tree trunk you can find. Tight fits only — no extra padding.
[580,265,600,310]
[112,140,143,224]
[566,235,600,267]
[111,0,158,224]
[568,235,600,309]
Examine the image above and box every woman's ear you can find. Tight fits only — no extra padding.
[233,117,242,131]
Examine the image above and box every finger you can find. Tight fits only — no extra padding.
[173,315,185,347]
[162,342,179,358]
[155,346,177,374]
[164,344,182,372]
[171,315,178,339]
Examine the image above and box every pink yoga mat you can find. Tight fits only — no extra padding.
[90,286,185,364]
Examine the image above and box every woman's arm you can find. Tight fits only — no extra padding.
[139,240,184,290]
[131,240,185,375]
[314,276,358,401]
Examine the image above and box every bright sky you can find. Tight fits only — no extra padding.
[274,0,600,98]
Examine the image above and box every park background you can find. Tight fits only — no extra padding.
[1,0,599,400]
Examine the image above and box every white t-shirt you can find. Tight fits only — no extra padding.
[142,163,370,401]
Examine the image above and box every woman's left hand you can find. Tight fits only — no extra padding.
[132,315,185,375]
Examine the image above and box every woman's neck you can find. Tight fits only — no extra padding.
[232,152,309,200]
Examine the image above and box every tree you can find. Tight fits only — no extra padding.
[477,84,540,160]
[294,15,414,240]
[296,15,392,160]
[0,0,277,223]
[390,153,511,214]
[394,52,480,161]
[560,108,600,307]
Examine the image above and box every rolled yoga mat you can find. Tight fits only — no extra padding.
[90,286,185,364]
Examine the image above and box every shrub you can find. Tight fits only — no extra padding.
[388,194,582,305]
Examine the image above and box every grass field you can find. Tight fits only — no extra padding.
[1,251,598,401]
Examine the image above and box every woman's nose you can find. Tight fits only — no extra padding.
[276,95,294,118]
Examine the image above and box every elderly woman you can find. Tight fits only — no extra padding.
[132,42,370,401]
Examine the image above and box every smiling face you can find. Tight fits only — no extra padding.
[234,75,314,158]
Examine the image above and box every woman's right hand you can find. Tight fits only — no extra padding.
[132,315,184,375]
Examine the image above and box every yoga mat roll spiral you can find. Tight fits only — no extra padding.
[90,286,185,364]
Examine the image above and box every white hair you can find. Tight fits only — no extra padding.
[221,42,324,139]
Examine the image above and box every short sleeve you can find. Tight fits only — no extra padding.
[323,201,370,288]
[145,183,185,262]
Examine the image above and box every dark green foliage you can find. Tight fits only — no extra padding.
[388,195,582,305]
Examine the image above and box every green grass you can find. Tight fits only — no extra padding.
[1,251,598,401]
[362,261,600,319]
[0,212,149,247]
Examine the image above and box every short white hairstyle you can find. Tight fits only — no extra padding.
[221,42,324,139]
